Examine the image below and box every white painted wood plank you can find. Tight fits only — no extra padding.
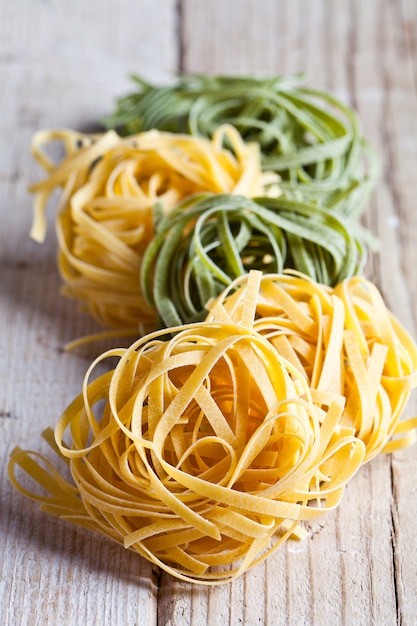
[2,0,417,624]
[0,1,177,624]
[156,1,417,625]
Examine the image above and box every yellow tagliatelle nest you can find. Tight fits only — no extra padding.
[9,286,366,585]
[206,271,417,462]
[29,125,279,332]
[9,270,417,584]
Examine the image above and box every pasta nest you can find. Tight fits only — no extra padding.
[9,271,417,584]
[207,271,417,461]
[9,308,365,584]
[142,193,368,329]
[29,125,279,331]
[103,73,380,221]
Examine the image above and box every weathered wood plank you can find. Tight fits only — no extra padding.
[156,1,417,625]
[358,2,417,625]
[0,1,178,625]
[2,0,417,624]
[352,2,417,619]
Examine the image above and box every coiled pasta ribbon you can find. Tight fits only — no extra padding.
[141,193,368,328]
[8,278,366,584]
[103,74,379,219]
[206,271,417,461]
[29,125,279,331]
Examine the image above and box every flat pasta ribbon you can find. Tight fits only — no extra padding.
[206,271,417,461]
[141,193,369,328]
[29,125,279,332]
[103,73,379,220]
[8,297,365,584]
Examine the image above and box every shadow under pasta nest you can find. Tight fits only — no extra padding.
[2,488,160,590]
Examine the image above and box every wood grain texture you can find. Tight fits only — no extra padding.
[0,2,177,625]
[162,1,417,625]
[1,0,417,625]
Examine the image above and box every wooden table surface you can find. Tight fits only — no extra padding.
[1,1,417,624]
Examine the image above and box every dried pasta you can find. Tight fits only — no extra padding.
[8,274,366,584]
[103,73,379,219]
[29,125,279,331]
[206,271,417,461]
[141,193,369,328]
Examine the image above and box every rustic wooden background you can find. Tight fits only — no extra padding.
[1,1,417,624]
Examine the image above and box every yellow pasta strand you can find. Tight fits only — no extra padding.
[8,304,364,585]
[29,125,280,332]
[9,270,417,584]
[207,271,417,461]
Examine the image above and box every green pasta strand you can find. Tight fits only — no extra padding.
[141,194,369,328]
[103,74,379,218]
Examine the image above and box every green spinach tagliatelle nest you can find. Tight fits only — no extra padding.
[141,193,370,328]
[103,73,379,220]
